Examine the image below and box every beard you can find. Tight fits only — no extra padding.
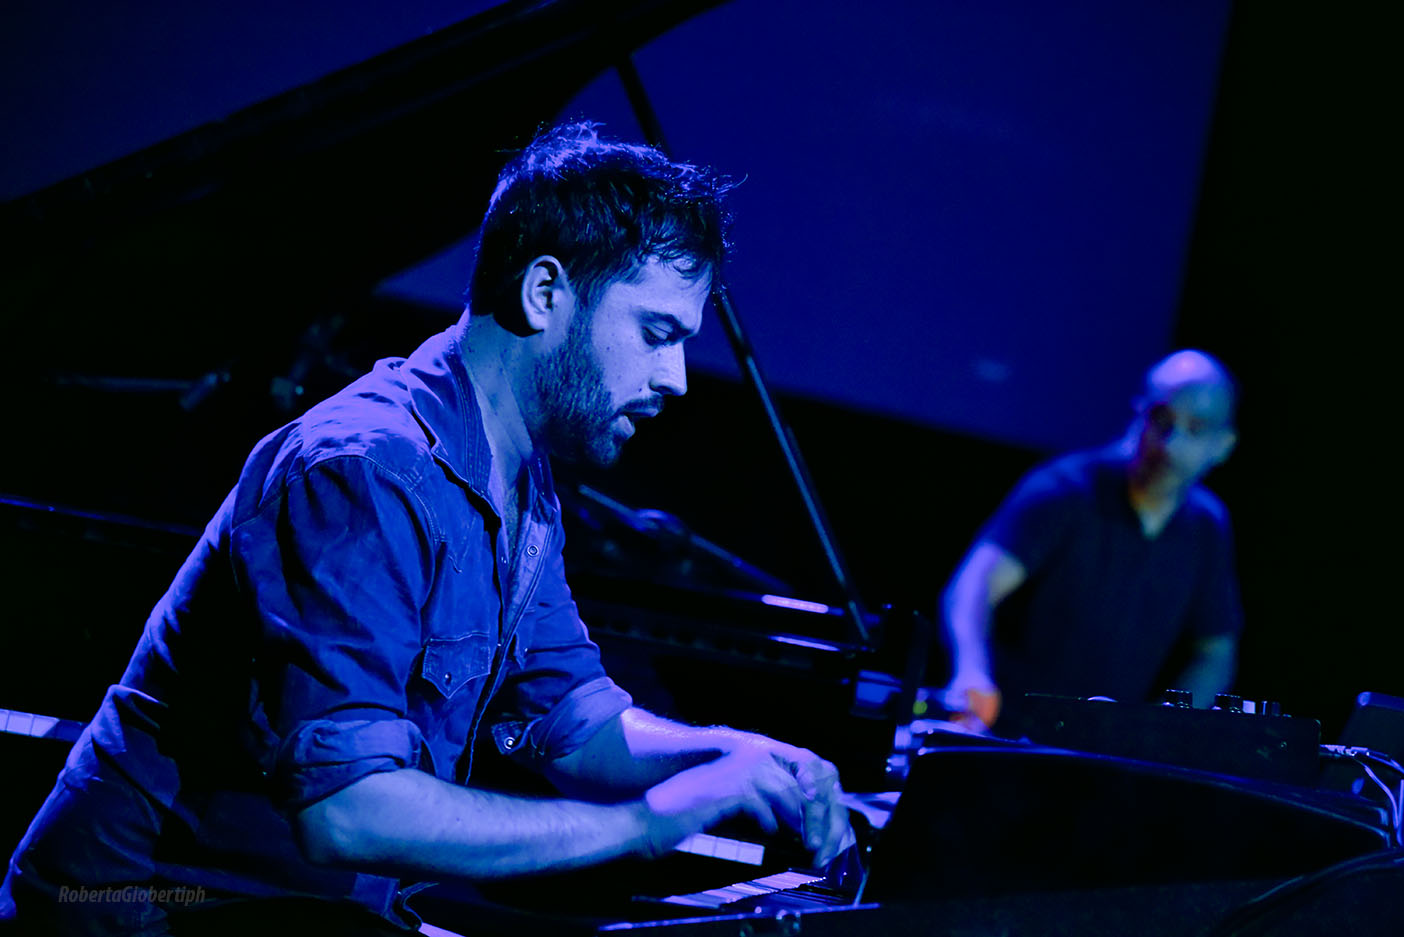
[531,311,628,467]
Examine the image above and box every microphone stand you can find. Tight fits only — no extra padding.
[614,56,872,647]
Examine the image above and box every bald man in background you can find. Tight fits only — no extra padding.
[937,350,1243,731]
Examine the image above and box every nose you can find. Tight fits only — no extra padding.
[651,343,687,397]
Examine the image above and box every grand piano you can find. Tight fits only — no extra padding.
[2,0,927,778]
[2,0,927,926]
[4,3,1402,935]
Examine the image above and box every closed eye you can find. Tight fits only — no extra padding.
[639,309,696,348]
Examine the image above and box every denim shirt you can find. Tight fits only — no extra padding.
[4,324,632,929]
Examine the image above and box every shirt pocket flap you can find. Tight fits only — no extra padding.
[421,633,494,699]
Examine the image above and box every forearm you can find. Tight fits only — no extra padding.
[545,709,854,866]
[941,542,1024,685]
[1169,641,1237,708]
[943,583,993,681]
[298,767,653,879]
[545,707,743,798]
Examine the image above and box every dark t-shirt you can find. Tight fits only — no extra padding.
[982,445,1242,705]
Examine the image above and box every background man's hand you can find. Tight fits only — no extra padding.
[939,672,1003,730]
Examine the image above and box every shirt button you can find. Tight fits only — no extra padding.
[503,736,516,750]
[443,672,452,684]
[526,544,539,557]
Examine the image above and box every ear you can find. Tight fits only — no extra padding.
[519,255,575,335]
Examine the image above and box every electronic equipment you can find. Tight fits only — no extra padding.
[998,692,1323,785]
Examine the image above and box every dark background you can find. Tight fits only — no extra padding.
[1,0,1400,858]
[3,0,1235,450]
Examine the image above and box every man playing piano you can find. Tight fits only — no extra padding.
[1,123,852,936]
[936,349,1243,730]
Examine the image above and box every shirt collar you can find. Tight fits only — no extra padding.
[401,323,493,504]
[401,322,553,516]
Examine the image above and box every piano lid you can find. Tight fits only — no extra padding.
[0,0,726,380]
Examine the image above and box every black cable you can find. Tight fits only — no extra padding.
[1320,745,1404,846]
[1206,848,1404,937]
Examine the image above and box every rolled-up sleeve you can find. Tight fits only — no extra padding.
[491,676,631,763]
[231,454,434,811]
[275,717,423,810]
[489,524,631,763]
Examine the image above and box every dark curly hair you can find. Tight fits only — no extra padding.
[468,122,732,325]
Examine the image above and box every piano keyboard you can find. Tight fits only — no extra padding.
[0,707,85,743]
[656,869,844,911]
[671,832,765,866]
